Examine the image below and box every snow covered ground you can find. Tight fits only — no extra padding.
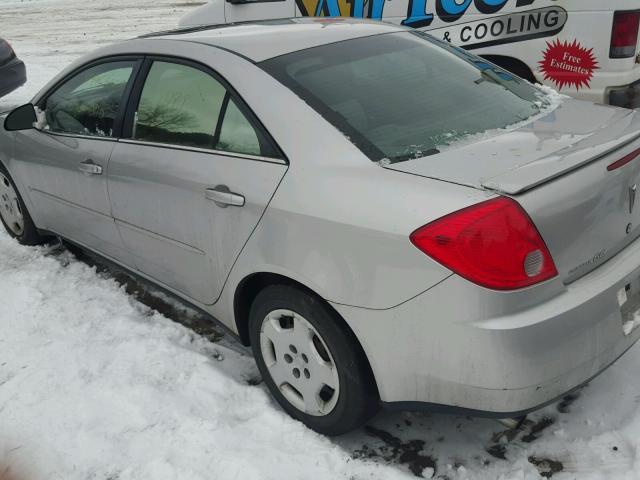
[2,1,640,479]
[0,0,209,109]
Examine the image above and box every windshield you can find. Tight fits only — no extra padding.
[260,32,551,163]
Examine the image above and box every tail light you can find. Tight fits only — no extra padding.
[410,197,558,291]
[611,11,640,58]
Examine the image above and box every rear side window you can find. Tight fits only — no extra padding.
[134,61,278,158]
[261,32,549,163]
[217,98,261,156]
[44,61,135,137]
[134,62,226,149]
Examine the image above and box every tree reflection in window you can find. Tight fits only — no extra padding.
[44,63,135,137]
[134,62,225,149]
[217,98,261,156]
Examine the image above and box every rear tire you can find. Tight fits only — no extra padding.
[249,284,379,436]
[0,162,47,245]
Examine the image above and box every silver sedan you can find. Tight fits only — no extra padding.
[2,18,640,436]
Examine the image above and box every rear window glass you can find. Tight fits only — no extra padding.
[261,32,551,163]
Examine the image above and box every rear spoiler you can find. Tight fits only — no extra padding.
[482,129,640,195]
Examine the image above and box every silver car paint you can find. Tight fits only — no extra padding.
[109,140,287,304]
[1,20,640,415]
[12,132,135,265]
[22,37,457,311]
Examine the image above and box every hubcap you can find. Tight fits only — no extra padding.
[0,172,24,236]
[260,309,340,416]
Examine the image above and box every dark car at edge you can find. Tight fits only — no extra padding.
[0,38,26,98]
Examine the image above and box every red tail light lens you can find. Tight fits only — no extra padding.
[410,197,558,291]
[611,11,640,58]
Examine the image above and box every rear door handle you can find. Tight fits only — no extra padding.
[205,185,245,207]
[78,159,103,175]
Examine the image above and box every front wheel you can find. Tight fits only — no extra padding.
[0,163,47,245]
[249,284,379,436]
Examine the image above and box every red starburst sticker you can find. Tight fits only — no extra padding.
[539,39,599,91]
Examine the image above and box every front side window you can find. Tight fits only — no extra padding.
[134,60,279,158]
[44,61,135,137]
[260,32,551,163]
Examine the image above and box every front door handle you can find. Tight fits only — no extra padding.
[78,159,103,175]
[205,185,245,207]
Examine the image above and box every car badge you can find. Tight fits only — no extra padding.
[630,184,637,214]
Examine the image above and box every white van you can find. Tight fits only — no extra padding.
[179,0,640,108]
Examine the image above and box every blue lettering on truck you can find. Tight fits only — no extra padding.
[296,0,566,49]
[403,0,538,27]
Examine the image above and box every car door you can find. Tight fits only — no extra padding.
[225,0,296,23]
[108,58,287,305]
[11,58,141,263]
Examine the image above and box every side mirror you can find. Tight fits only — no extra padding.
[4,103,36,132]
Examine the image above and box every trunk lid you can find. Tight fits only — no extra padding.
[384,99,640,195]
[385,99,640,283]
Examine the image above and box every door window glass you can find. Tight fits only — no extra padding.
[216,98,261,156]
[44,61,135,137]
[134,61,226,149]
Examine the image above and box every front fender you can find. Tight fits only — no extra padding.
[0,121,44,230]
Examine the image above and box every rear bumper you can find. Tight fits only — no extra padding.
[0,57,26,98]
[381,342,636,419]
[332,235,640,416]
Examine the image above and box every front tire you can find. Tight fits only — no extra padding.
[249,284,379,436]
[0,163,46,245]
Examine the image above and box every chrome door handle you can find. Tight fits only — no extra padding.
[78,160,103,175]
[205,186,245,207]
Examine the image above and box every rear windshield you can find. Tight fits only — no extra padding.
[260,32,550,164]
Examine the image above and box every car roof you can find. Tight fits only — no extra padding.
[141,18,408,63]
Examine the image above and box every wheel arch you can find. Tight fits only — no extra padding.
[480,54,538,84]
[233,271,380,396]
